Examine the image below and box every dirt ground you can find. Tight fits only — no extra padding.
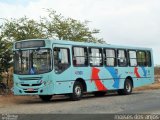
[134,82,160,91]
[0,88,160,114]
[0,82,159,107]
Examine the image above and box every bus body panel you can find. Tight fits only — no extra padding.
[13,39,154,95]
[13,66,154,95]
[13,72,55,95]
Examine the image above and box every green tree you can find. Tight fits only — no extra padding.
[0,17,46,81]
[41,9,104,43]
[1,9,104,43]
[0,35,12,83]
[0,9,105,83]
[1,17,46,41]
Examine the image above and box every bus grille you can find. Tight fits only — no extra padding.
[19,77,42,80]
[21,83,42,87]
[24,91,38,93]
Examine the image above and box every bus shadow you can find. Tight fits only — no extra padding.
[83,91,143,99]
[16,91,144,105]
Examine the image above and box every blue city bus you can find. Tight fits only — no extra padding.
[13,39,154,101]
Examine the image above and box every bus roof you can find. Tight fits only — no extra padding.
[14,39,152,51]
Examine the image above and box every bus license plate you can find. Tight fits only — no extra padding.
[27,88,34,91]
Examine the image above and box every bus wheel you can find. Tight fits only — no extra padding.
[117,79,133,95]
[94,91,106,97]
[39,95,52,101]
[70,81,83,101]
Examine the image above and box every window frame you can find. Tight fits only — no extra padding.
[128,50,137,67]
[72,46,88,67]
[13,48,52,75]
[53,47,71,74]
[136,50,146,67]
[103,48,117,67]
[117,49,128,67]
[89,47,103,67]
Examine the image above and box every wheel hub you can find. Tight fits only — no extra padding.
[75,86,81,96]
[126,83,131,92]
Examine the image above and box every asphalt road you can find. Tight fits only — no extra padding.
[0,89,160,115]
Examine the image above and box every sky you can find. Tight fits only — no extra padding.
[0,0,159,65]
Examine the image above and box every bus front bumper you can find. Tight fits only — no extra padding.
[13,82,54,95]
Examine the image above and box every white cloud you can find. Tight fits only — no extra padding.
[0,0,159,65]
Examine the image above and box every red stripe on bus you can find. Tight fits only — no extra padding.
[134,67,141,78]
[91,67,107,91]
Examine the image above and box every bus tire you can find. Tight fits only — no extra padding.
[94,91,106,97]
[39,95,52,101]
[70,81,83,101]
[117,89,123,95]
[117,79,133,95]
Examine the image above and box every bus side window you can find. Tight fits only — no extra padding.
[137,51,146,66]
[128,50,137,66]
[104,49,116,66]
[72,47,88,66]
[89,48,103,66]
[54,47,70,73]
[117,49,127,67]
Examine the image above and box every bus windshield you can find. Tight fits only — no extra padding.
[14,49,52,75]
